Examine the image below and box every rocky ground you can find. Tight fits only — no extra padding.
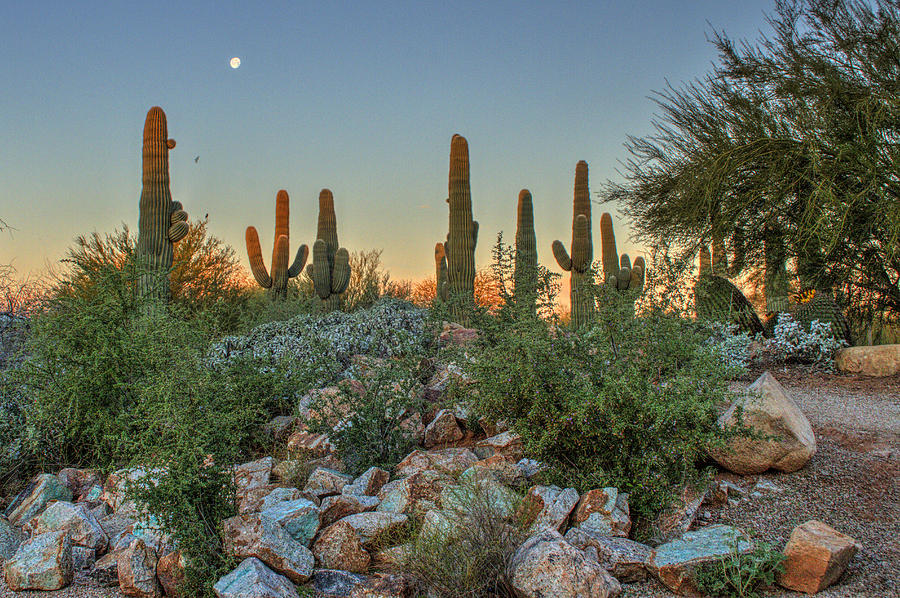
[1,366,897,598]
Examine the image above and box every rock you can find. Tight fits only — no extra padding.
[90,551,121,586]
[214,557,300,598]
[4,473,74,526]
[515,458,547,480]
[118,537,161,597]
[312,520,371,573]
[438,325,479,347]
[835,344,900,377]
[0,517,23,561]
[348,574,411,598]
[305,467,354,500]
[509,528,622,597]
[572,488,631,538]
[643,484,708,546]
[474,431,524,461]
[234,457,274,507]
[649,525,751,595]
[519,485,580,533]
[26,500,108,551]
[100,513,137,546]
[262,415,298,441]
[377,470,453,515]
[157,550,187,597]
[286,428,335,457]
[441,476,519,520]
[461,456,527,487]
[394,448,478,478]
[339,512,409,549]
[709,371,816,474]
[2,529,73,591]
[102,468,160,516]
[343,467,390,497]
[57,468,103,502]
[320,494,380,527]
[423,409,464,448]
[398,411,426,445]
[777,520,860,594]
[565,528,652,583]
[260,498,320,546]
[71,546,96,572]
[89,499,112,519]
[370,544,410,573]
[309,569,370,596]
[239,484,307,515]
[221,513,314,583]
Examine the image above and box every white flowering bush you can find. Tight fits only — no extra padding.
[208,299,429,383]
[703,322,755,374]
[770,313,847,369]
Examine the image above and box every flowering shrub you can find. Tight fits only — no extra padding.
[771,313,847,369]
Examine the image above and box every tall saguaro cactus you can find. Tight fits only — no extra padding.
[599,212,645,292]
[446,134,478,323]
[306,189,351,311]
[514,189,538,312]
[552,161,593,328]
[136,106,189,299]
[245,189,309,300]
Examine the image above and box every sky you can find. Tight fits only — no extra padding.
[0,0,777,285]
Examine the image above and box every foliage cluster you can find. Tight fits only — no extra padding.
[694,535,787,598]
[770,313,848,369]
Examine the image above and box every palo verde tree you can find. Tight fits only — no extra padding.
[604,0,900,327]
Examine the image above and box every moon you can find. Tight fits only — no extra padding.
[230,57,241,69]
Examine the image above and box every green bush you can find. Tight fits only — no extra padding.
[466,283,736,520]
[694,535,786,598]
[304,359,425,475]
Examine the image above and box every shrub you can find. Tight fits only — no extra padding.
[403,475,525,597]
[694,535,786,598]
[770,313,847,369]
[466,285,736,520]
[304,358,425,475]
[703,322,755,374]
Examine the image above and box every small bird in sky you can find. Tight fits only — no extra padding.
[194,156,200,163]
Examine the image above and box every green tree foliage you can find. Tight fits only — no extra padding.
[605,0,900,323]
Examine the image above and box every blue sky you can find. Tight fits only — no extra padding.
[0,1,776,282]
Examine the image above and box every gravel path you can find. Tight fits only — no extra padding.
[2,368,897,597]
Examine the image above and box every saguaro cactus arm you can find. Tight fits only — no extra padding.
[288,244,309,278]
[245,226,273,288]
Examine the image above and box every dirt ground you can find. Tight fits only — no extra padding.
[2,367,898,598]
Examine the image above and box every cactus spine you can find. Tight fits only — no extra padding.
[435,243,449,302]
[306,189,351,311]
[245,189,309,300]
[446,134,478,323]
[552,161,593,328]
[515,189,538,312]
[136,106,189,299]
[599,212,645,292]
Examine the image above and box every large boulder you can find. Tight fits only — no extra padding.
[394,448,478,478]
[304,467,354,500]
[564,528,652,583]
[343,467,390,497]
[423,409,464,448]
[90,551,121,586]
[519,485,580,533]
[312,520,371,573]
[3,529,73,591]
[239,485,307,515]
[57,468,103,503]
[221,513,314,584]
[214,557,300,598]
[117,537,161,597]
[259,498,320,546]
[4,473,73,526]
[339,512,409,549]
[26,500,108,551]
[571,488,631,538]
[509,528,622,597]
[474,431,524,461]
[649,525,751,595]
[157,549,187,597]
[320,493,380,528]
[309,569,370,597]
[377,470,453,515]
[777,520,860,594]
[0,517,23,561]
[835,344,900,377]
[709,371,816,474]
[102,467,161,516]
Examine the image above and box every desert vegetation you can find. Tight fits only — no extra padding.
[0,1,898,597]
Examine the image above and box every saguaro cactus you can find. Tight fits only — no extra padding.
[245,189,309,300]
[514,189,538,312]
[306,189,351,311]
[599,212,645,292]
[446,134,478,322]
[136,106,189,299]
[552,161,593,328]
[434,243,449,302]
